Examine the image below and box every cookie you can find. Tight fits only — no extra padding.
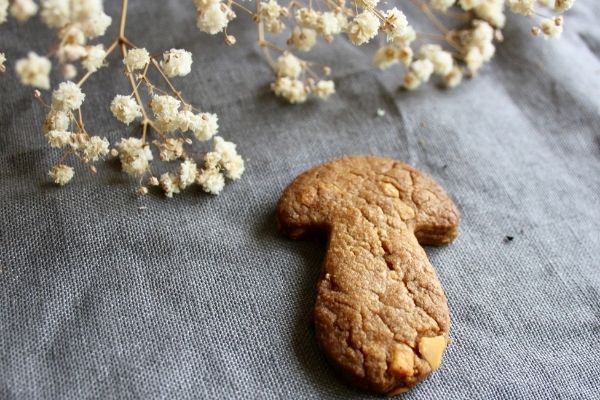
[277,156,460,395]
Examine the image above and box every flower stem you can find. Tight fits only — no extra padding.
[150,59,188,105]
[121,44,150,121]
[119,0,129,39]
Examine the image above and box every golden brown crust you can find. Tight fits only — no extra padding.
[277,156,460,395]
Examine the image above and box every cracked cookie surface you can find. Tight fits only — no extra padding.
[277,156,460,395]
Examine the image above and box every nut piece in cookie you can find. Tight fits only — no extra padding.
[277,156,460,395]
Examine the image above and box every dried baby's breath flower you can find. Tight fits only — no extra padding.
[192,112,219,141]
[0,0,8,24]
[431,0,456,11]
[214,136,245,180]
[398,46,413,67]
[540,17,563,38]
[151,95,181,131]
[124,48,150,71]
[314,80,335,99]
[412,59,434,81]
[117,137,154,177]
[160,172,181,197]
[49,164,74,186]
[462,20,496,74]
[175,110,196,131]
[51,81,85,111]
[260,0,287,33]
[148,176,159,186]
[81,136,110,162]
[275,52,302,78]
[61,63,77,80]
[10,0,38,22]
[82,11,112,38]
[45,129,72,148]
[188,0,575,99]
[295,7,319,29]
[383,8,414,46]
[459,0,483,10]
[150,95,181,119]
[271,77,308,104]
[403,71,422,90]
[316,12,341,40]
[224,34,236,45]
[158,138,185,161]
[474,0,506,28]
[178,159,198,189]
[40,0,71,28]
[419,44,454,76]
[194,0,220,9]
[554,0,574,12]
[160,49,193,78]
[43,110,70,133]
[82,44,106,72]
[443,66,463,88]
[259,0,285,19]
[356,0,380,9]
[110,95,142,125]
[347,11,379,46]
[374,47,399,70]
[15,52,52,89]
[0,52,6,73]
[196,166,225,194]
[508,0,535,16]
[197,3,230,34]
[289,27,317,52]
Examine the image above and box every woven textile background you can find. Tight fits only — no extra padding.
[1,1,599,399]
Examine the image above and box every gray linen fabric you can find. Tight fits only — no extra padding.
[1,1,599,399]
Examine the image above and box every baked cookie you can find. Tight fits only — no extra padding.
[277,156,460,395]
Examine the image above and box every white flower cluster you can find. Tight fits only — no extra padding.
[0,0,7,24]
[259,0,288,33]
[49,164,75,186]
[160,49,193,78]
[107,46,244,197]
[430,0,574,35]
[44,81,110,185]
[15,52,52,89]
[461,20,496,74]
[156,136,244,197]
[537,16,563,38]
[194,0,236,35]
[9,0,112,88]
[347,11,379,46]
[110,91,225,184]
[271,52,334,103]
[0,0,37,23]
[296,8,345,43]
[110,95,142,125]
[116,137,153,177]
[0,3,247,197]
[403,45,460,90]
[375,0,574,91]
[123,48,150,71]
[189,0,576,98]
[9,0,38,22]
[149,95,221,140]
[195,137,245,195]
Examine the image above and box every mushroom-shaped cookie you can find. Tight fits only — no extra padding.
[277,156,460,395]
